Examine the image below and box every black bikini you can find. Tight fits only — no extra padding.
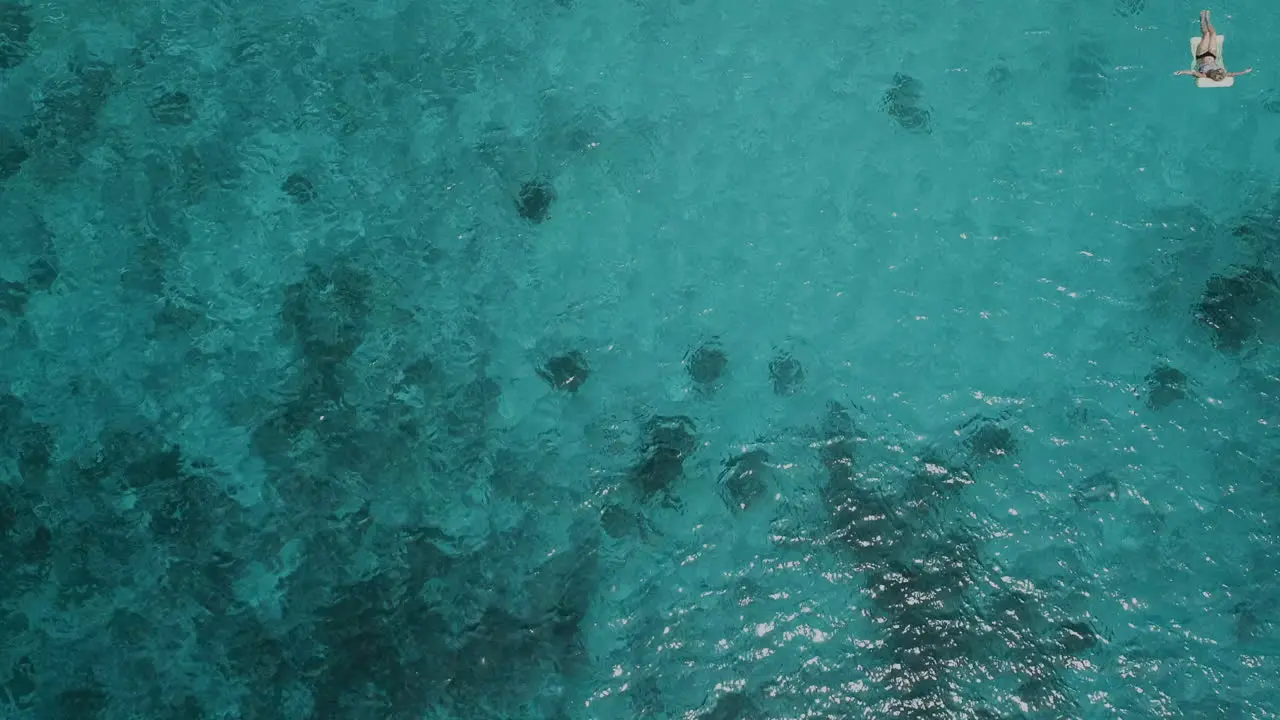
[1196,51,1217,61]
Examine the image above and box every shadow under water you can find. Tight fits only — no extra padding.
[814,402,1085,717]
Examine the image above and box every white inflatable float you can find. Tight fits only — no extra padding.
[1190,35,1233,88]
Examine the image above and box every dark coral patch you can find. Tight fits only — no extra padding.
[881,73,933,134]
[768,350,804,396]
[516,179,555,223]
[538,351,589,393]
[1072,470,1118,508]
[1056,620,1099,654]
[632,416,697,498]
[27,258,58,291]
[686,341,728,385]
[0,281,29,316]
[0,2,33,70]
[1114,0,1144,17]
[968,421,1015,461]
[1196,266,1276,352]
[282,173,317,204]
[0,131,27,181]
[1144,364,1187,410]
[149,90,196,126]
[600,503,639,539]
[720,449,769,512]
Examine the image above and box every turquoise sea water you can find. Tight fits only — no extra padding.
[3,0,1280,717]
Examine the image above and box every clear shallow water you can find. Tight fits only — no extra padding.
[2,0,1280,717]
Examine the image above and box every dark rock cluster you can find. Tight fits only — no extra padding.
[881,73,932,134]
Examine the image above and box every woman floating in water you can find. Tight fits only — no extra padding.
[1176,10,1252,82]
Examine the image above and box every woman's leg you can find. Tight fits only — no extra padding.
[1196,10,1215,55]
